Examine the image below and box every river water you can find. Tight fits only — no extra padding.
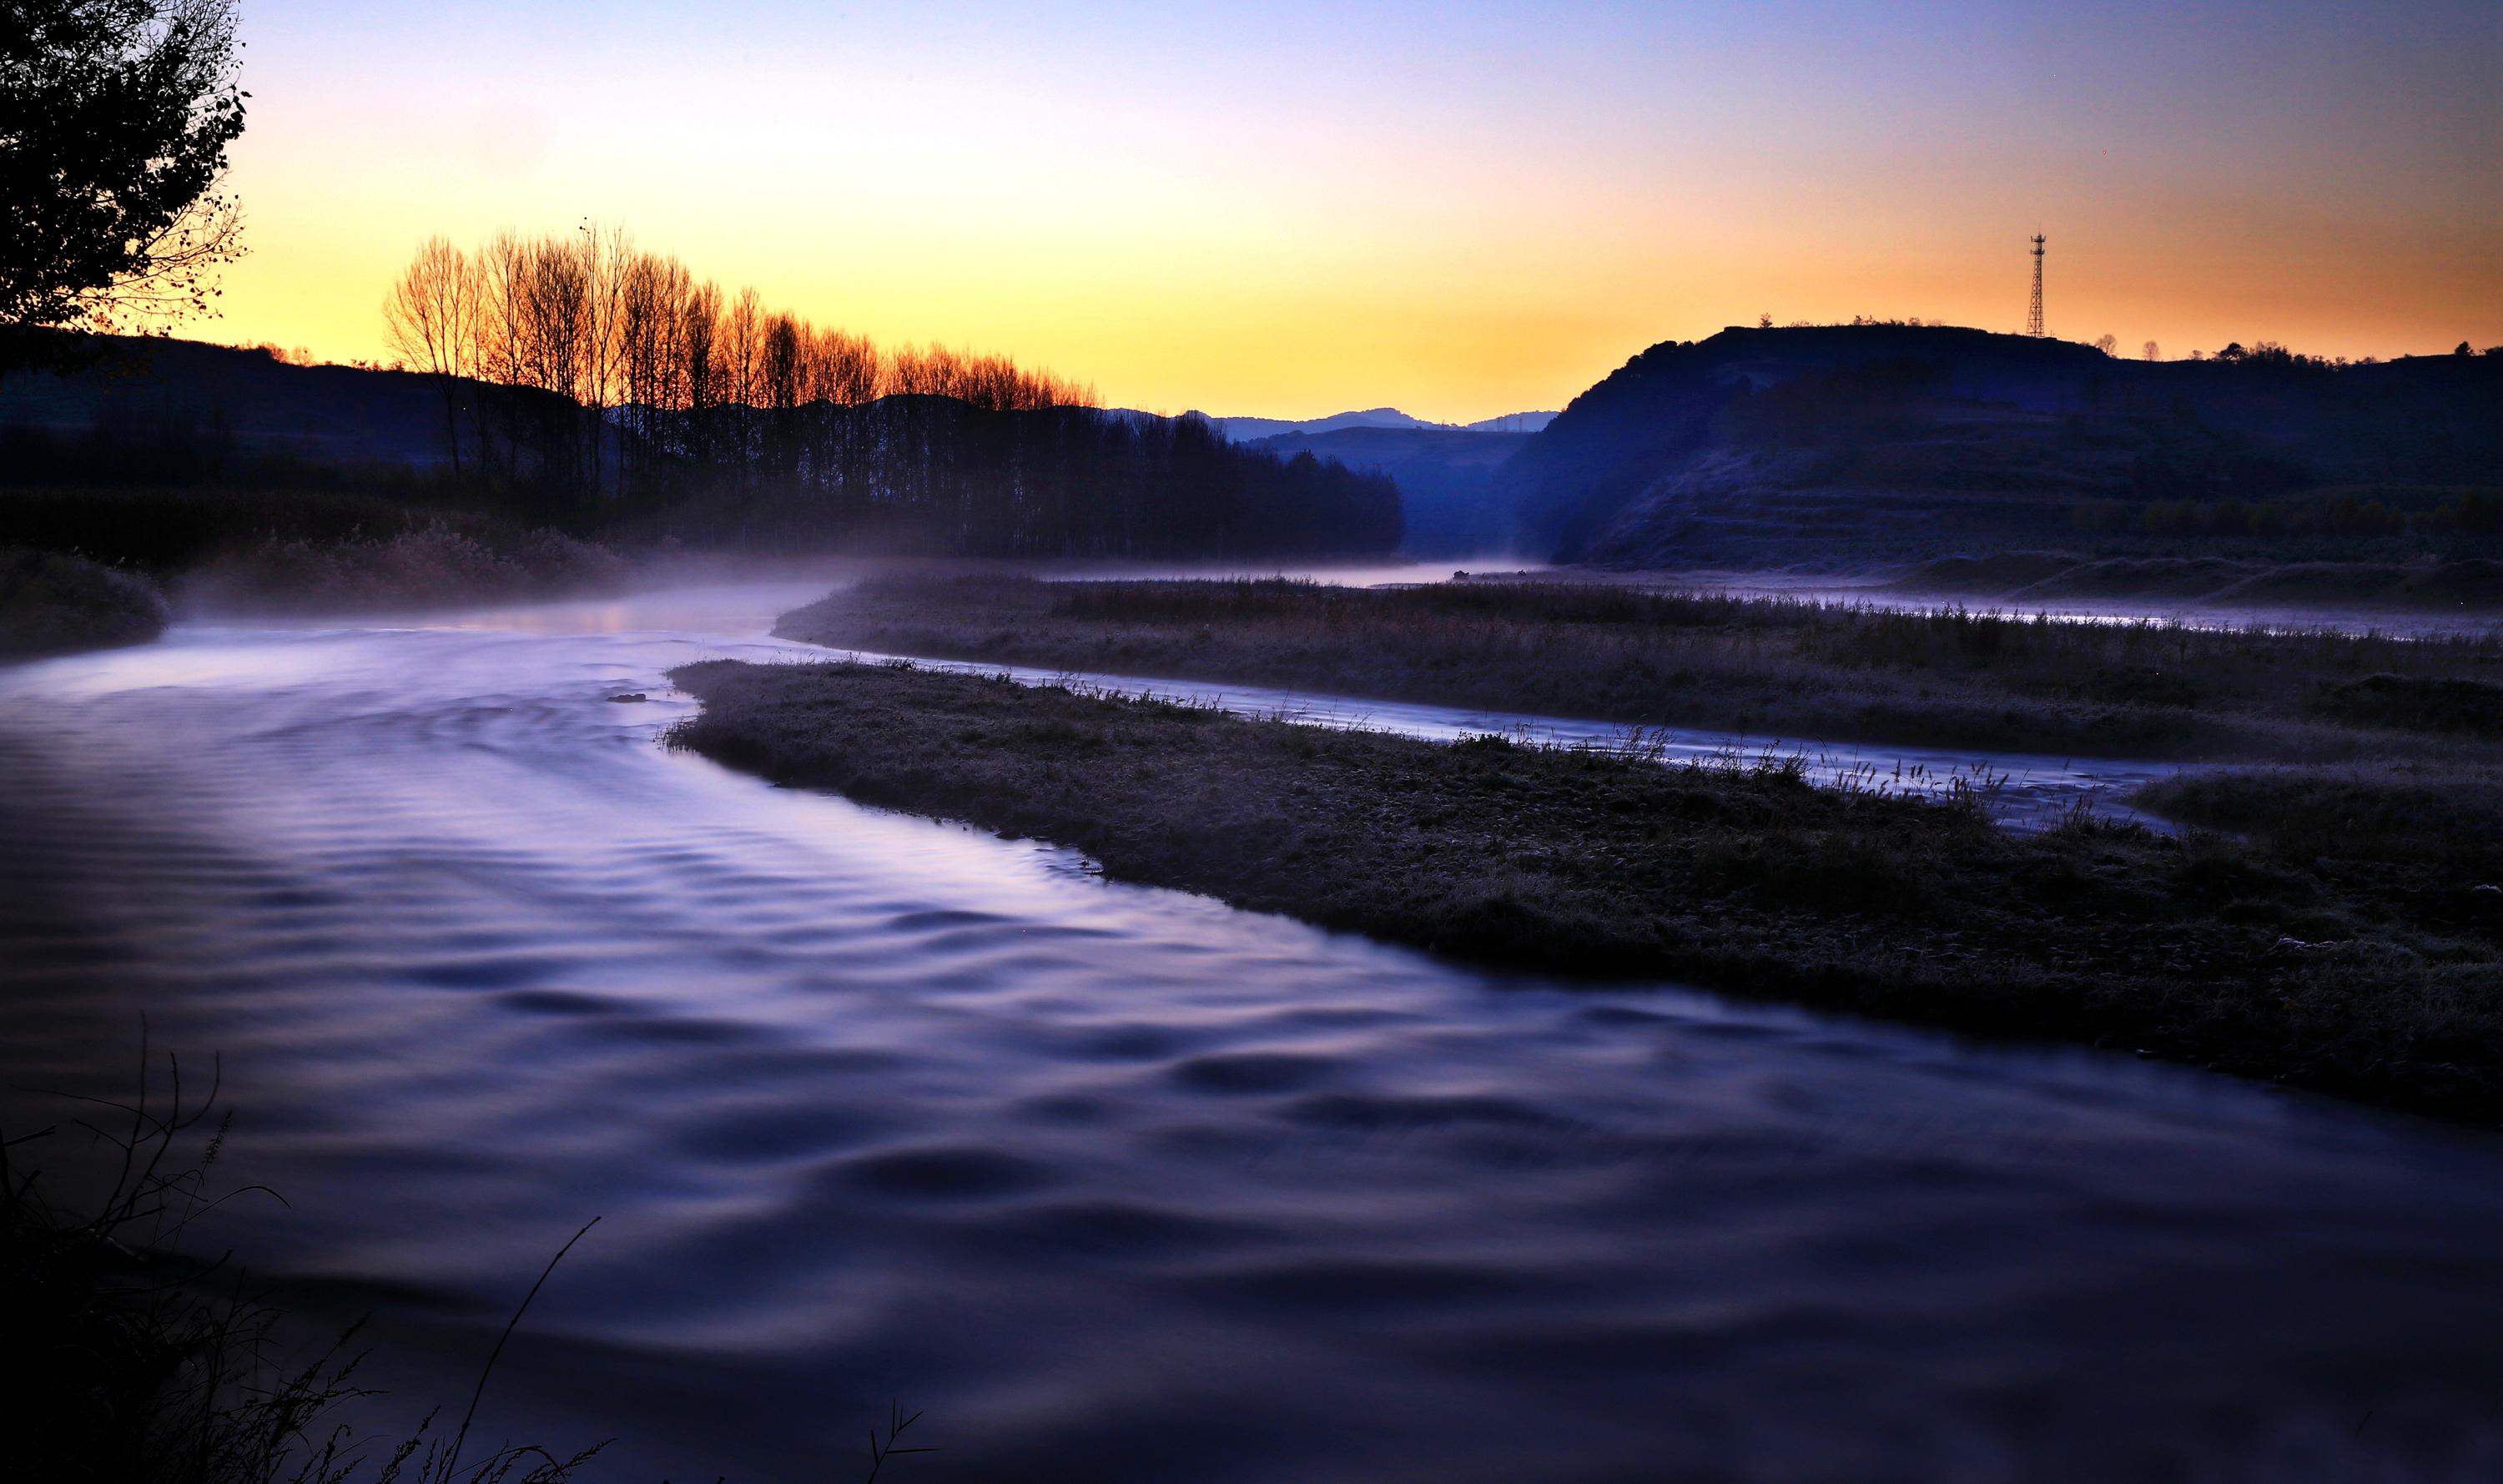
[3,580,2500,1484]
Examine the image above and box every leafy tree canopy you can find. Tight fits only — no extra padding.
[0,0,245,368]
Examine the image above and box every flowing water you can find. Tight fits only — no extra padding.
[3,580,2500,1484]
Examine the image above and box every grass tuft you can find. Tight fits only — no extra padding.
[8,1032,944,1482]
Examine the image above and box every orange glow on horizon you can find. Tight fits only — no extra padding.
[195,2,2502,424]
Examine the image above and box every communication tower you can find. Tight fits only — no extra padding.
[2025,234,2047,337]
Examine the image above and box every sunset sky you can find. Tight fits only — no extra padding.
[209,0,2500,423]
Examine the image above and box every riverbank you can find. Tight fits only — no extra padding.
[775,573,2503,762]
[0,485,636,620]
[668,658,2503,1123]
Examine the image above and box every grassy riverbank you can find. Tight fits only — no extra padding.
[668,658,2503,1123]
[776,574,2503,762]
[0,485,633,618]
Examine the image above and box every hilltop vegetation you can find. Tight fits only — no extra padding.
[1491,324,2503,574]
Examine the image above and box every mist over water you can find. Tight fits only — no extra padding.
[4,579,2501,1482]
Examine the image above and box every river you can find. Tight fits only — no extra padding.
[3,579,2498,1483]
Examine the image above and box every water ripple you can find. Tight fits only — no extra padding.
[2,583,2500,1483]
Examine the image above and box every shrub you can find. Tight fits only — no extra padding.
[0,548,168,658]
[181,524,629,613]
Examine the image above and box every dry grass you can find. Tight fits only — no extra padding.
[3,1039,610,1484]
[0,486,634,618]
[6,1037,928,1482]
[179,526,629,616]
[776,573,2503,762]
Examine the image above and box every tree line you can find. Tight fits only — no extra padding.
[382,227,1400,557]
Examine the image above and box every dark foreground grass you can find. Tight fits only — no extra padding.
[7,1044,927,1483]
[776,573,2503,762]
[670,657,2503,1123]
[3,1047,610,1484]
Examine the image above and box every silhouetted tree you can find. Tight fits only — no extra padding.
[382,235,474,475]
[0,0,247,372]
[380,225,1389,557]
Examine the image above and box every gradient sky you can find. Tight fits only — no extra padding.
[208,0,2500,422]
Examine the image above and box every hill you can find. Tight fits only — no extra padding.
[1205,406,1558,442]
[1490,324,2503,573]
[0,335,456,474]
[1242,425,1533,556]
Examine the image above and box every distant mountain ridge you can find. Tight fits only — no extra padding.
[1085,405,1562,555]
[1196,407,1558,441]
[1241,425,1536,557]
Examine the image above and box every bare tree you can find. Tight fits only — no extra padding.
[612,249,677,495]
[577,223,634,496]
[759,311,804,481]
[383,236,476,474]
[392,223,1105,521]
[473,231,533,476]
[810,327,880,407]
[2093,333,2118,355]
[2143,340,2160,361]
[678,278,723,465]
[721,287,762,478]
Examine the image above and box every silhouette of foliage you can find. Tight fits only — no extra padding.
[0,1,247,372]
